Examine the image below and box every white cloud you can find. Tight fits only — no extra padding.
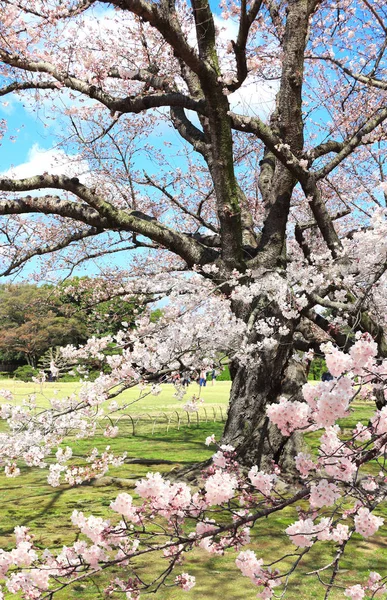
[213,15,278,118]
[229,79,278,119]
[3,143,89,181]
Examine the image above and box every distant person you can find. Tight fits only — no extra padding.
[198,369,207,394]
[171,372,180,384]
[322,371,334,382]
[211,368,216,386]
[182,371,191,387]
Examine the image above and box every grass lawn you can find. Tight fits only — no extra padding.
[0,380,386,599]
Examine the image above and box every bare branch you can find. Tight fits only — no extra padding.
[315,108,387,180]
[142,173,217,232]
[0,226,103,277]
[105,0,208,79]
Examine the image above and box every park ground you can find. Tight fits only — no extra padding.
[0,380,386,599]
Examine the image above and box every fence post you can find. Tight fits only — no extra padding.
[128,414,136,436]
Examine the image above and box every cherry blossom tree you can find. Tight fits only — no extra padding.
[0,0,387,469]
[1,2,387,597]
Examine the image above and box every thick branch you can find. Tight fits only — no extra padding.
[230,0,263,90]
[170,107,209,156]
[0,50,204,115]
[302,178,343,258]
[0,80,58,96]
[0,175,218,266]
[310,140,345,160]
[230,112,310,181]
[311,55,387,91]
[191,0,217,63]
[303,308,348,349]
[0,195,109,228]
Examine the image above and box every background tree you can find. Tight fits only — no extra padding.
[0,284,88,368]
[0,0,386,467]
[58,276,149,336]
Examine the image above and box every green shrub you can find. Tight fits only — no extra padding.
[0,371,12,379]
[13,365,39,382]
[87,369,102,382]
[216,365,231,381]
[58,373,80,382]
[308,357,327,380]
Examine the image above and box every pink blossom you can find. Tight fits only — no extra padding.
[104,426,119,438]
[175,573,195,591]
[135,472,166,500]
[205,434,216,446]
[195,521,221,554]
[0,550,13,578]
[236,549,264,582]
[205,470,237,505]
[285,518,316,548]
[354,508,384,538]
[324,455,357,483]
[110,493,141,524]
[4,463,20,478]
[309,480,341,508]
[367,571,387,595]
[371,406,387,435]
[267,398,310,435]
[71,511,109,544]
[330,523,349,544]
[344,584,365,599]
[361,478,377,492]
[295,452,315,477]
[30,568,50,590]
[248,466,276,495]
[353,423,372,442]
[10,541,37,567]
[349,335,378,374]
[212,450,228,468]
[325,345,353,377]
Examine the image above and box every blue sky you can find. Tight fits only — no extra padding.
[0,4,278,282]
[1,102,54,171]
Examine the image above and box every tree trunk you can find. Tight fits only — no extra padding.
[222,349,306,474]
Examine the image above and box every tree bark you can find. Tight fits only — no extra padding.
[222,348,306,474]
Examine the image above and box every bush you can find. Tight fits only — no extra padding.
[13,365,39,382]
[216,365,231,381]
[308,357,327,380]
[59,369,101,382]
[58,373,80,382]
[0,371,12,379]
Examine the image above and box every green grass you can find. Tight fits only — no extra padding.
[0,381,386,599]
[0,379,230,411]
